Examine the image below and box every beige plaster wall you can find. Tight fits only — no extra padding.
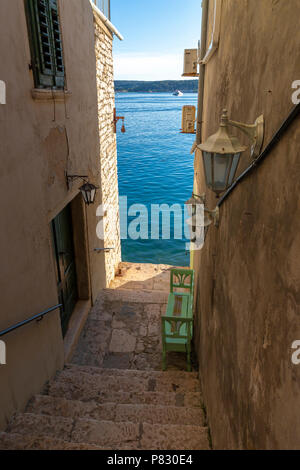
[193,0,300,449]
[0,0,117,429]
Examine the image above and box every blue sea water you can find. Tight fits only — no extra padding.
[115,92,198,267]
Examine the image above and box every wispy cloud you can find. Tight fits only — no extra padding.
[113,53,186,81]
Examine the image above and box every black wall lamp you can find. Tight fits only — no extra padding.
[66,174,98,205]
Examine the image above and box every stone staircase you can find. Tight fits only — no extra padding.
[0,263,210,450]
[0,365,209,450]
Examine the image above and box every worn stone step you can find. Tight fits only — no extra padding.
[66,363,198,380]
[0,432,105,450]
[47,374,202,407]
[7,413,140,448]
[109,262,173,292]
[59,366,200,393]
[27,395,205,426]
[115,404,204,426]
[141,423,210,450]
[102,287,169,304]
[5,413,209,450]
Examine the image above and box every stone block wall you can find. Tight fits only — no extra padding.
[94,17,121,285]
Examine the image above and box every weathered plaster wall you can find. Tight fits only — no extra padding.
[193,0,300,449]
[94,17,121,286]
[0,0,116,430]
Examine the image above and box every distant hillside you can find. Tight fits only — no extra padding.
[114,80,198,93]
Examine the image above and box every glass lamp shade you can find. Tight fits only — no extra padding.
[198,109,247,195]
[202,151,241,195]
[80,182,97,205]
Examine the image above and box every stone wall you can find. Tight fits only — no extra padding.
[94,16,121,286]
[193,0,300,450]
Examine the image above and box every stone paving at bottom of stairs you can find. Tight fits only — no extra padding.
[72,262,197,371]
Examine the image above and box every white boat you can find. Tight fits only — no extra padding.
[172,90,183,96]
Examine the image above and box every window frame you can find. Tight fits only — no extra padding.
[25,0,65,89]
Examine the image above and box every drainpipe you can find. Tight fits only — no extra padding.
[190,0,209,270]
[196,0,209,145]
[90,1,124,41]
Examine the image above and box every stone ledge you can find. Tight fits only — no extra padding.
[31,88,72,102]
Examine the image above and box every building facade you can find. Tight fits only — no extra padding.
[0,0,121,430]
[193,0,300,449]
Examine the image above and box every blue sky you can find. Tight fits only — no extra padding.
[111,0,202,81]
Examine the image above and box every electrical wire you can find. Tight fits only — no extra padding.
[217,103,300,208]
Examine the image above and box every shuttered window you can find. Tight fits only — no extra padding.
[25,0,65,89]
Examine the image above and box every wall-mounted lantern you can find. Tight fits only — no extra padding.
[66,174,98,205]
[113,108,126,134]
[79,182,98,205]
[198,109,264,195]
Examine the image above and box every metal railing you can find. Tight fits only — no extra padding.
[0,304,62,338]
[94,0,110,20]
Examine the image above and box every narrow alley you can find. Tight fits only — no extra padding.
[1,0,300,454]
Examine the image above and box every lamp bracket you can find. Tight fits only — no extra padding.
[193,192,206,204]
[113,108,125,134]
[204,206,219,227]
[190,141,197,154]
[66,173,89,190]
[228,114,264,158]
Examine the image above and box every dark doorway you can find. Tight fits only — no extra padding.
[51,204,78,337]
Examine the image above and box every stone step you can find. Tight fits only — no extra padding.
[102,287,169,304]
[7,413,140,449]
[5,413,209,450]
[0,432,106,450]
[66,363,198,380]
[27,395,205,426]
[140,423,210,450]
[59,366,200,394]
[47,374,202,408]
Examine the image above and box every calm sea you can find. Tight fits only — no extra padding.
[115,92,198,267]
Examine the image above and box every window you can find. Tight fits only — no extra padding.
[25,0,65,89]
[94,0,110,20]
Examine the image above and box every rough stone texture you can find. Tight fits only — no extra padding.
[114,404,204,426]
[1,263,208,450]
[71,419,140,447]
[141,423,210,450]
[7,413,74,441]
[193,0,300,450]
[27,395,116,421]
[27,395,204,426]
[94,18,121,286]
[64,363,199,380]
[0,433,105,451]
[109,329,137,353]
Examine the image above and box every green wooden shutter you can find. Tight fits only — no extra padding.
[49,0,65,87]
[25,0,65,89]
